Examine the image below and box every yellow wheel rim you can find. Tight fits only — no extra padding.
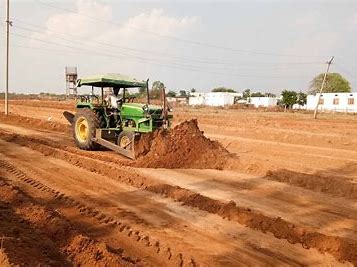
[119,135,131,149]
[75,117,89,142]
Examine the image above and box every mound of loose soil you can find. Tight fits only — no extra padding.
[134,119,235,169]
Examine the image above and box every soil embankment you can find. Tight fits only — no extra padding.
[135,119,235,169]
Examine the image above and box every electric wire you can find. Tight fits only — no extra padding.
[8,32,315,79]
[10,25,321,74]
[34,0,327,58]
[11,19,325,67]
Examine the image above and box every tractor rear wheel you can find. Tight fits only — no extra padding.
[73,108,100,150]
[117,131,135,151]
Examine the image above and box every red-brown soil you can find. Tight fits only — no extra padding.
[266,169,357,199]
[146,184,357,265]
[0,177,137,266]
[0,112,69,133]
[1,100,357,266]
[135,119,235,169]
[0,112,236,170]
[7,99,76,111]
[1,129,356,264]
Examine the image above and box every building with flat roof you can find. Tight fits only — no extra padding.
[249,97,278,108]
[189,92,242,106]
[307,92,357,113]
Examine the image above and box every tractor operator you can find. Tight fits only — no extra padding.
[107,87,121,109]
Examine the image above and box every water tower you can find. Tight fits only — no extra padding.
[65,67,78,98]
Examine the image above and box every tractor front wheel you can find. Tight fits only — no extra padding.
[73,108,100,150]
[117,131,135,151]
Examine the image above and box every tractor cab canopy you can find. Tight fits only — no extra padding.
[76,73,147,89]
[75,73,157,112]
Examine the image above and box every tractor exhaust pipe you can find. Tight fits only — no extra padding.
[160,87,169,129]
[63,111,75,124]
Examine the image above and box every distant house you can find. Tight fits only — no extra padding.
[166,96,188,105]
[166,97,177,103]
[249,97,277,108]
[188,92,206,105]
[175,96,188,105]
[307,92,357,113]
[189,92,242,106]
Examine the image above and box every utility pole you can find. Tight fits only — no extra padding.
[313,56,334,119]
[5,0,11,115]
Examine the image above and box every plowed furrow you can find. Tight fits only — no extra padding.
[0,159,195,266]
[265,169,357,199]
[1,130,357,265]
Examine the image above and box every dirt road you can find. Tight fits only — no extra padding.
[0,100,356,266]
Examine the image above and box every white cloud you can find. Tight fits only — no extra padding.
[34,1,197,43]
[46,0,113,38]
[28,0,198,81]
[350,13,357,27]
[98,8,198,54]
[122,8,197,36]
[295,13,317,27]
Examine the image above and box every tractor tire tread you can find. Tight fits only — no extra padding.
[73,108,101,150]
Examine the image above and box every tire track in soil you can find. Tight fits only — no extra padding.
[0,159,196,266]
[1,130,357,265]
[0,181,71,266]
[0,175,141,266]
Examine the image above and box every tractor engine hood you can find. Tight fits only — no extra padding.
[121,103,162,117]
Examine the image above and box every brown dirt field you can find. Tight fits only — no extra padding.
[1,100,357,266]
[0,176,138,266]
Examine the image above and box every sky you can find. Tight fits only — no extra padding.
[0,0,356,94]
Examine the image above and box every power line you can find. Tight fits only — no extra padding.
[11,19,324,67]
[2,12,319,80]
[338,57,357,68]
[7,33,313,79]
[334,63,356,79]
[10,26,321,74]
[35,0,327,58]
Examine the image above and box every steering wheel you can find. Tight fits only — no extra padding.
[90,95,99,103]
[116,97,124,106]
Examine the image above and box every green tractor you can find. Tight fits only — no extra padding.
[63,73,172,159]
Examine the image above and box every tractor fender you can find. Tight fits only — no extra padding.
[63,111,75,124]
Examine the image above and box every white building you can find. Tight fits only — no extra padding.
[167,96,188,105]
[188,92,206,105]
[189,92,242,106]
[292,103,307,110]
[249,97,277,108]
[307,92,357,113]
